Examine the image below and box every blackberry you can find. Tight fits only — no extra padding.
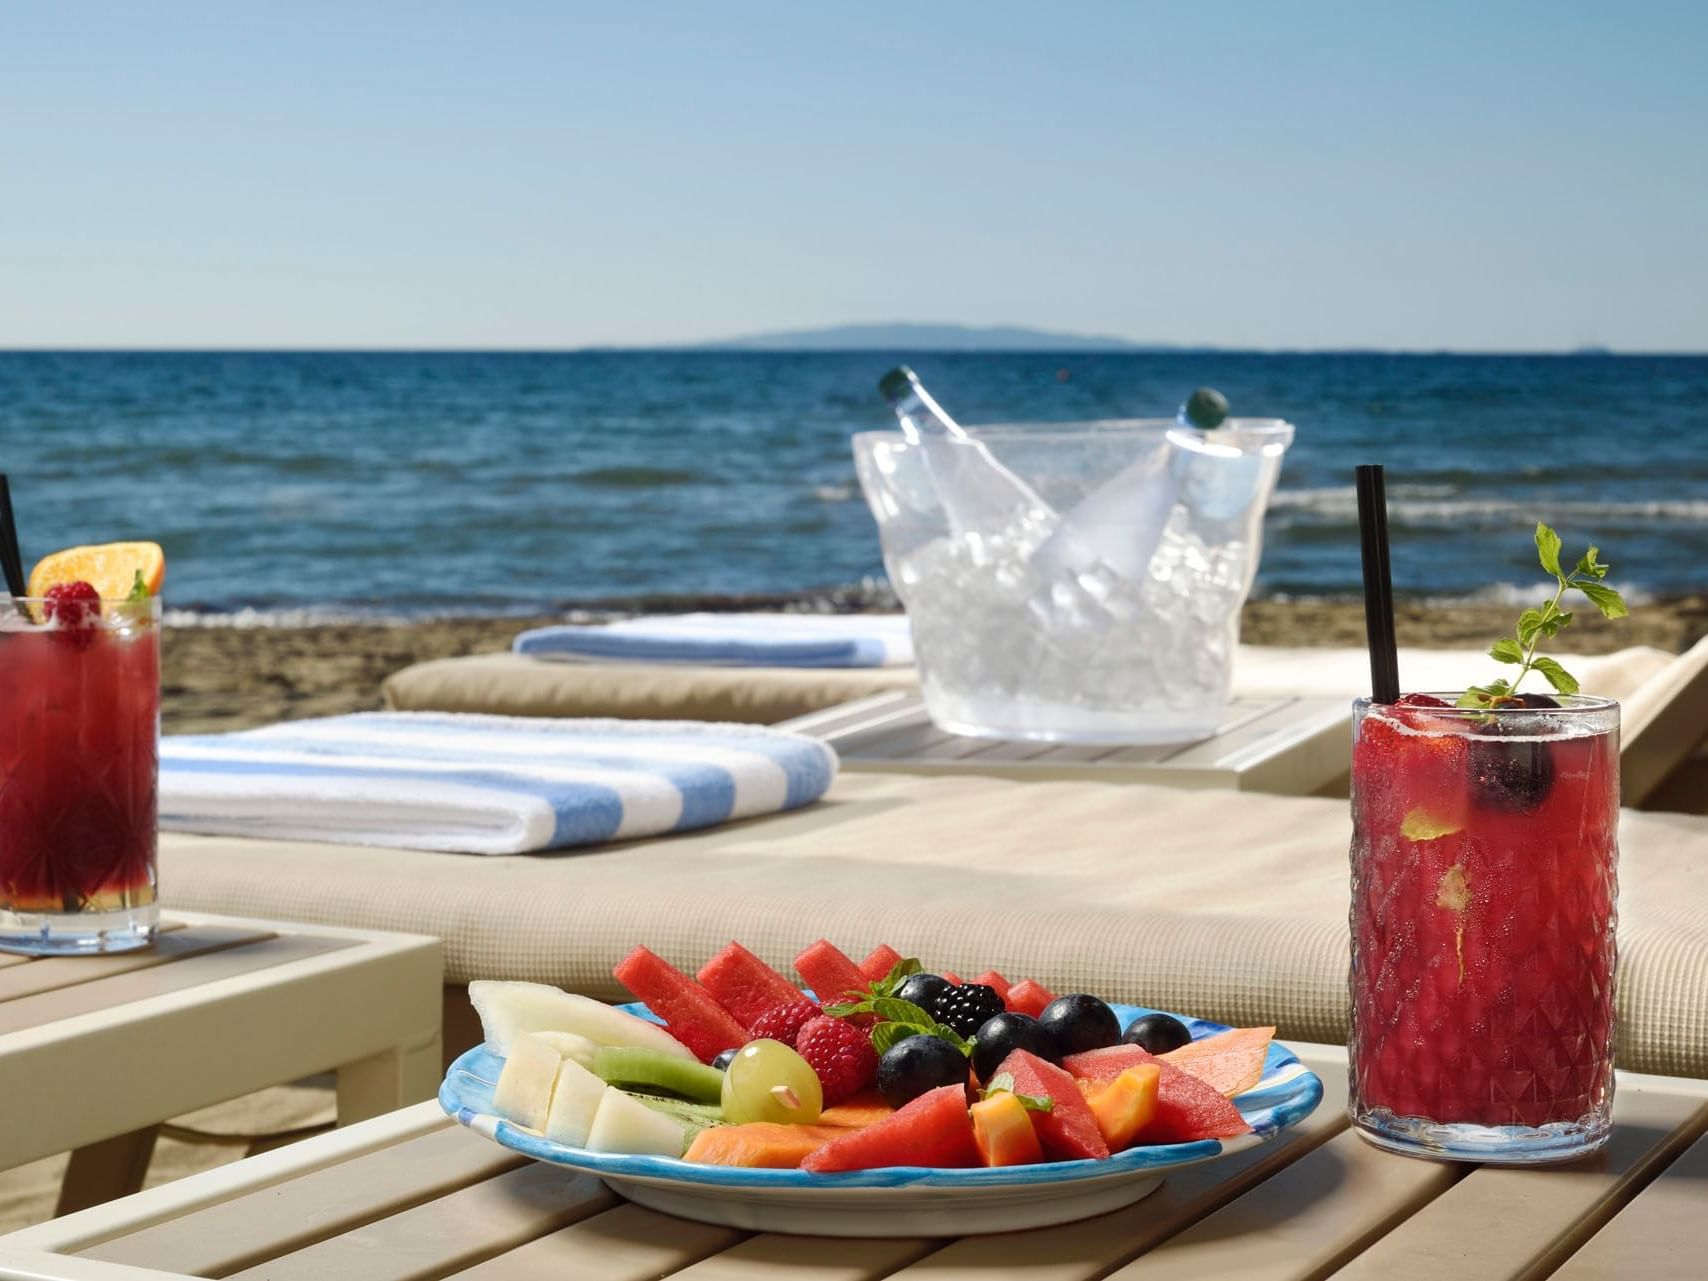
[933,983,1006,1038]
[1470,695,1560,813]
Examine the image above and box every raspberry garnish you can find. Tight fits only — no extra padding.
[44,580,102,647]
[795,1014,879,1105]
[748,999,822,1047]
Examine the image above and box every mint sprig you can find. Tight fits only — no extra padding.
[825,991,971,1056]
[1460,523,1628,708]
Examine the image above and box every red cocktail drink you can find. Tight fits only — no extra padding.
[0,595,160,953]
[1349,695,1618,1162]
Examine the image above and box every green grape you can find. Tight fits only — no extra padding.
[720,1039,824,1125]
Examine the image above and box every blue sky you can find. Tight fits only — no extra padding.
[3,2,1704,351]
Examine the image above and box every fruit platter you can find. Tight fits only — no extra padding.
[440,940,1323,1236]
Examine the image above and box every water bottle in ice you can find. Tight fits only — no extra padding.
[878,367,1057,550]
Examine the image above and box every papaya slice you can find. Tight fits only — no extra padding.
[1160,1026,1274,1098]
[683,1122,847,1168]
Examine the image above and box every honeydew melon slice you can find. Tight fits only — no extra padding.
[493,1032,562,1131]
[533,1030,599,1069]
[469,981,695,1061]
[585,1085,688,1157]
[544,1056,608,1148]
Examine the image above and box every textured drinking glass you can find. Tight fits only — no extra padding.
[1348,695,1619,1162]
[0,595,161,954]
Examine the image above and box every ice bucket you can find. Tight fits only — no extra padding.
[854,418,1293,743]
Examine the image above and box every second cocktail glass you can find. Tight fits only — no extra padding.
[1348,694,1619,1162]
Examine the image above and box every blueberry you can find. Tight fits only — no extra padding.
[1122,1012,1192,1054]
[877,1034,970,1109]
[1469,696,1559,812]
[894,973,954,1014]
[711,1048,737,1071]
[970,1012,1060,1082]
[1038,994,1121,1055]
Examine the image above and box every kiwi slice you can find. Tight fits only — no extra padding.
[592,1046,725,1105]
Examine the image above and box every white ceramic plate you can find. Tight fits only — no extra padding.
[441,1001,1322,1236]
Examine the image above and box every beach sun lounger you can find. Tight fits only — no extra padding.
[155,770,1708,1081]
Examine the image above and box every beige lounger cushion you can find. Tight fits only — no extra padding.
[381,645,1672,727]
[382,653,918,724]
[159,772,1708,1078]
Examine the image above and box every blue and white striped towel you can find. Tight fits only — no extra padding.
[513,613,913,668]
[159,712,839,855]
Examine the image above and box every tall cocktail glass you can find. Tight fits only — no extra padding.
[0,595,161,954]
[1348,695,1618,1163]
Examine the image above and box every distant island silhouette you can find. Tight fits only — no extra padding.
[693,322,1178,352]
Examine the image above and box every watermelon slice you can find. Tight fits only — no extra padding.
[794,939,870,1006]
[972,971,1012,1003]
[858,944,905,983]
[996,1049,1109,1161]
[940,970,964,986]
[696,942,806,1030]
[1160,1026,1274,1098]
[1063,1044,1250,1143]
[612,946,749,1064]
[1006,979,1055,1017]
[801,1084,979,1172]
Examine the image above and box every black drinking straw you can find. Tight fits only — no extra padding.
[0,475,25,599]
[1355,464,1400,704]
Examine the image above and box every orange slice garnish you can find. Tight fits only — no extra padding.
[28,541,166,601]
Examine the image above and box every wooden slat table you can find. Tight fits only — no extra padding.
[0,911,442,1213]
[783,690,1350,794]
[4,1044,1703,1280]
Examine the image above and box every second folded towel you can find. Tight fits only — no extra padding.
[160,711,839,855]
[513,612,913,668]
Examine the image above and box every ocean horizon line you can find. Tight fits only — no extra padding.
[4,345,1706,359]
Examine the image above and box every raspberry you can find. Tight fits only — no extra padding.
[43,580,102,648]
[795,1015,878,1105]
[748,999,821,1047]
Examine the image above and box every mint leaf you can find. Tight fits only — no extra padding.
[870,1021,925,1056]
[1575,581,1628,620]
[1532,657,1580,696]
[1516,608,1546,648]
[1458,679,1511,709]
[1535,523,1564,579]
[868,957,922,1000]
[1576,546,1610,580]
[1488,638,1524,664]
[127,570,151,601]
[978,1073,1055,1113]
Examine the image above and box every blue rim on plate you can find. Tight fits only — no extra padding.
[441,1000,1323,1190]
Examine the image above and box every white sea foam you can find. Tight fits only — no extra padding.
[1268,488,1708,524]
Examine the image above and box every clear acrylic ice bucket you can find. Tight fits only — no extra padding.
[854,419,1292,744]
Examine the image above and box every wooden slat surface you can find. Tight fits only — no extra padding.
[0,920,186,973]
[447,1203,740,1281]
[0,932,354,1036]
[223,1162,613,1281]
[1334,1085,1708,1281]
[1551,1127,1708,1281]
[794,691,1347,791]
[0,925,273,1004]
[80,1123,520,1275]
[15,1049,1708,1281]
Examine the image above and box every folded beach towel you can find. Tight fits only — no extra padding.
[159,712,839,855]
[513,612,913,668]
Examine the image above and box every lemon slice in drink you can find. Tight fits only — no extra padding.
[28,541,166,601]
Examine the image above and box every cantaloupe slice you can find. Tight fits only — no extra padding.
[684,1122,848,1168]
[820,1089,894,1128]
[1160,1026,1274,1098]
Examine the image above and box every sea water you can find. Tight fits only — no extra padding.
[0,350,1704,616]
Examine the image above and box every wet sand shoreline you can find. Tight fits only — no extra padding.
[160,596,1708,734]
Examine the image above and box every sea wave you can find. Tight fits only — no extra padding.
[1269,488,1708,524]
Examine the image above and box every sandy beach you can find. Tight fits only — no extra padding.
[161,596,1708,734]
